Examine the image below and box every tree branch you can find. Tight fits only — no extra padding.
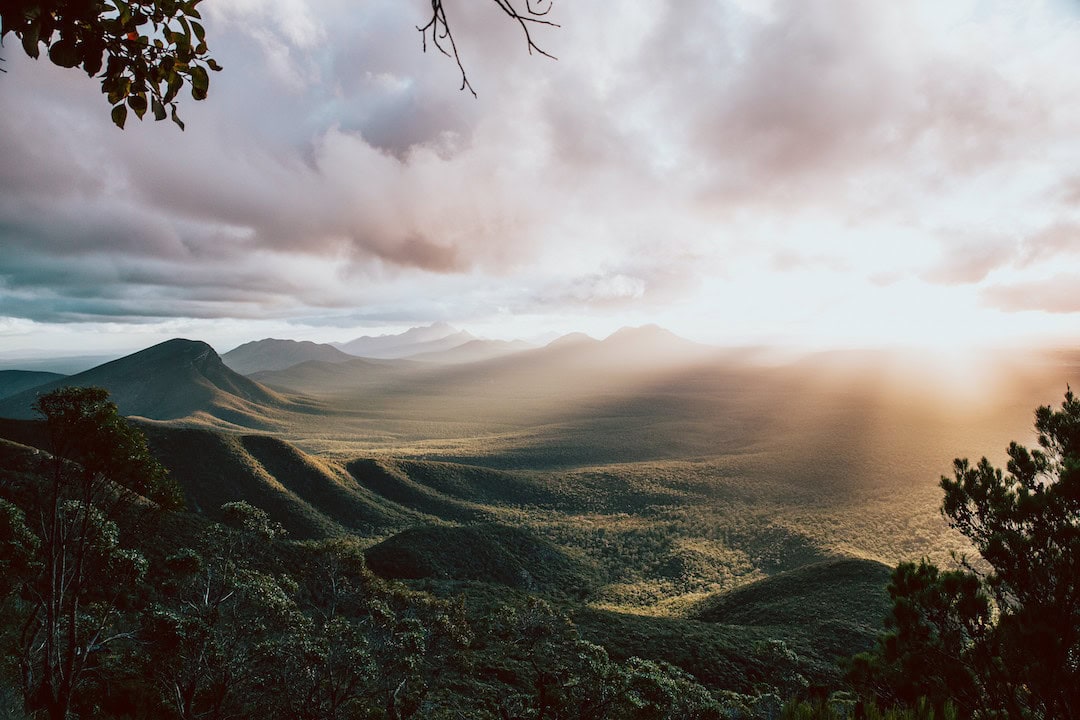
[418,0,558,97]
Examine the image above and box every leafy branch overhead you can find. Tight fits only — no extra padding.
[0,0,557,130]
[0,0,221,129]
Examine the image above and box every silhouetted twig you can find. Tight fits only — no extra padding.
[418,0,558,97]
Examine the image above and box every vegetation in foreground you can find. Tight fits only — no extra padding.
[0,385,1076,718]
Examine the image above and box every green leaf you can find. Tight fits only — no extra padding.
[192,21,205,43]
[152,96,167,121]
[207,58,222,72]
[48,39,80,68]
[21,23,41,59]
[171,104,185,131]
[111,103,128,129]
[82,46,104,76]
[164,71,183,103]
[190,65,208,100]
[128,93,147,119]
[106,78,131,105]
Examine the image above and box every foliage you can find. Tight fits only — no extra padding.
[0,387,180,720]
[779,695,957,720]
[0,0,220,129]
[33,386,181,511]
[0,500,39,598]
[138,502,297,720]
[855,389,1080,718]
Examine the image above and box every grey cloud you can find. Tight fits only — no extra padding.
[1018,223,1080,267]
[982,274,1080,314]
[921,234,1018,285]
[922,223,1080,287]
[624,1,1057,213]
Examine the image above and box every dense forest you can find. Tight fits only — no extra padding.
[0,385,1075,719]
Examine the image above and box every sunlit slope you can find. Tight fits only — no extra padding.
[222,338,354,375]
[0,339,302,429]
[250,356,416,396]
[264,340,1079,490]
[257,326,760,457]
[346,459,492,523]
[0,370,66,399]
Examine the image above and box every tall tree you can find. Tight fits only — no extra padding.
[854,389,1080,719]
[14,386,179,720]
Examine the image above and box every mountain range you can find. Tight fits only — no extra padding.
[0,325,710,432]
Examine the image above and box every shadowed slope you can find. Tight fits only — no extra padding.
[0,370,65,399]
[690,557,892,658]
[364,523,599,597]
[0,339,295,429]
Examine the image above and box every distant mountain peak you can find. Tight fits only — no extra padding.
[0,338,288,428]
[337,323,470,359]
[547,332,599,349]
[222,338,352,375]
[605,324,675,341]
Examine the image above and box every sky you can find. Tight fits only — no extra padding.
[3,0,1080,356]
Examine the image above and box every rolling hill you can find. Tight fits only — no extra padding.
[692,558,892,626]
[0,339,297,429]
[0,370,65,399]
[221,338,354,375]
[690,557,893,658]
[138,425,416,538]
[364,523,600,598]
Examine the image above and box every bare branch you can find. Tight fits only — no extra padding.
[418,0,559,97]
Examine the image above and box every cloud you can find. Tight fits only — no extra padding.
[920,222,1080,287]
[3,0,1080,339]
[921,233,1018,285]
[1018,222,1080,267]
[983,274,1080,314]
